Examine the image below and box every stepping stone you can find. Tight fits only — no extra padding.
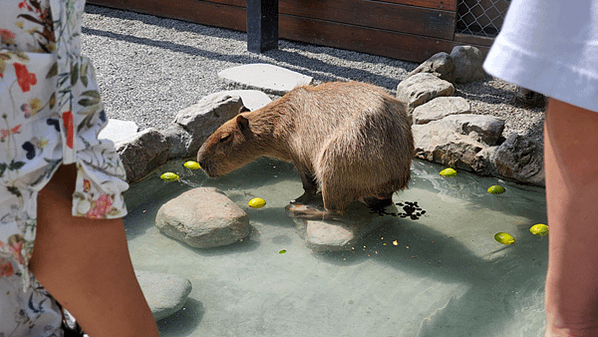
[201,90,272,111]
[99,119,139,144]
[286,199,400,252]
[135,270,192,321]
[155,187,250,248]
[218,63,313,96]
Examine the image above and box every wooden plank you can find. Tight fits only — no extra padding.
[207,0,245,6]
[207,0,458,11]
[279,14,454,62]
[88,0,247,31]
[454,33,495,47]
[279,0,456,40]
[374,0,457,11]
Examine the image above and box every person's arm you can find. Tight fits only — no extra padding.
[29,164,159,337]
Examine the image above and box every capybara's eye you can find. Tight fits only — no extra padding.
[219,134,231,143]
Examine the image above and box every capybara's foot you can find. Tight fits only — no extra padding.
[285,203,339,220]
[363,196,394,211]
[290,191,322,206]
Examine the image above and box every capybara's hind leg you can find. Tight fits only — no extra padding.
[363,192,394,211]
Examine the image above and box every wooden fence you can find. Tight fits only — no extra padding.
[88,0,494,62]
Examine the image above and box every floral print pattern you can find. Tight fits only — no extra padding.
[1,0,129,334]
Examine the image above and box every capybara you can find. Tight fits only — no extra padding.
[196,81,414,219]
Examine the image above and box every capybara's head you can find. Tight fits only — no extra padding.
[197,114,261,178]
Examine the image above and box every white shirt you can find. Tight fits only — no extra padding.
[483,0,598,112]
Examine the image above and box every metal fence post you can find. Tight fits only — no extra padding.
[247,0,279,53]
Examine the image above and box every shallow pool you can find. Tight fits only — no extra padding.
[123,157,548,337]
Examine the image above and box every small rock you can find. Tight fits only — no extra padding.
[396,73,455,111]
[287,200,399,252]
[218,64,313,95]
[514,86,546,108]
[450,46,487,84]
[99,119,139,143]
[407,52,456,83]
[201,90,272,111]
[412,97,471,125]
[115,128,168,183]
[155,187,250,248]
[135,270,192,321]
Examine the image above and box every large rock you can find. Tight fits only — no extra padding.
[116,128,168,183]
[412,97,471,125]
[407,52,456,83]
[450,46,487,84]
[413,114,505,174]
[155,187,250,248]
[396,73,455,111]
[136,270,192,321]
[491,133,545,186]
[163,93,244,159]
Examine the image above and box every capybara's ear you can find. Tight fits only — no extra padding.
[238,105,250,114]
[236,115,250,131]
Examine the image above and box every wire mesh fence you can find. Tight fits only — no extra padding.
[456,0,511,37]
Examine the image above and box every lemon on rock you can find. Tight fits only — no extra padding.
[248,197,266,208]
[530,224,548,236]
[160,172,180,181]
[183,161,201,170]
[439,168,457,177]
[487,185,506,194]
[494,232,515,245]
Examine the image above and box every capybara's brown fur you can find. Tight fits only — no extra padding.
[197,81,414,218]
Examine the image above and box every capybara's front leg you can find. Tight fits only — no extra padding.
[291,168,319,205]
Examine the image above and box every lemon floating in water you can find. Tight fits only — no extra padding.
[160,172,180,181]
[248,197,266,208]
[279,249,287,254]
[439,168,457,177]
[487,185,506,194]
[530,224,548,236]
[494,232,515,245]
[183,161,201,170]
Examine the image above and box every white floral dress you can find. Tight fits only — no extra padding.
[0,0,128,334]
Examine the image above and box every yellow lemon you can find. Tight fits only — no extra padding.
[160,172,180,181]
[494,232,515,245]
[248,197,266,208]
[487,185,506,194]
[183,161,201,170]
[530,224,548,236]
[439,168,457,177]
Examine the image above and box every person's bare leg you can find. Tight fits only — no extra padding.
[29,164,159,337]
[544,99,598,336]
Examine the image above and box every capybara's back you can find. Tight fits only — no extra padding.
[197,81,414,217]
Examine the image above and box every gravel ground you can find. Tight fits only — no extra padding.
[81,4,545,143]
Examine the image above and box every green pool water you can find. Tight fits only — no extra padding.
[123,157,548,337]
